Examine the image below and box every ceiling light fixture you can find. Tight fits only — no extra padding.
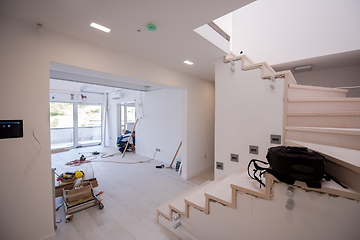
[184,60,193,65]
[90,22,111,33]
[294,65,312,73]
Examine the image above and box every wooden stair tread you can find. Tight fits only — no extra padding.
[286,140,360,173]
[156,200,172,221]
[204,169,246,208]
[184,175,228,213]
[231,171,270,200]
[288,84,348,93]
[287,111,360,116]
[286,126,360,135]
[169,183,207,217]
[288,97,360,102]
[266,174,360,201]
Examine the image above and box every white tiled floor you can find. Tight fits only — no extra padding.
[52,146,213,240]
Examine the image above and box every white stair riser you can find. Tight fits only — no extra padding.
[287,115,360,128]
[286,130,360,150]
[288,88,347,98]
[288,101,360,112]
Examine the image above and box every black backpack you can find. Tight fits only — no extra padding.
[248,146,347,189]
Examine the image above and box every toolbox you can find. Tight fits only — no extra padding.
[55,178,104,217]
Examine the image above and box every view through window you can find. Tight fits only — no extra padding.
[50,102,102,149]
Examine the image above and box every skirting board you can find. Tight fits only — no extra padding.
[186,163,214,180]
[41,232,56,240]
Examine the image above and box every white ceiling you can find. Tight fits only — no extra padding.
[0,0,255,82]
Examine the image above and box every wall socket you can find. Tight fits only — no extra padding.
[156,148,160,152]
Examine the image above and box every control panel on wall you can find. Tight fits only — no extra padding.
[0,120,23,139]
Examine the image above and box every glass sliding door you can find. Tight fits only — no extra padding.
[77,104,102,146]
[50,102,102,149]
[50,102,74,149]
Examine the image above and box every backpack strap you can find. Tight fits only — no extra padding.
[324,172,348,189]
[247,159,269,188]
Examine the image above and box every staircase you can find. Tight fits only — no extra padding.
[157,54,360,240]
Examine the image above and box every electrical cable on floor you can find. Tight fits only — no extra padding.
[100,152,121,158]
[65,149,157,165]
[89,150,157,164]
[56,203,63,211]
[65,159,91,166]
[56,219,62,224]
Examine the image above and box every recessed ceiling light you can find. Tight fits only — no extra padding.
[184,60,193,65]
[90,22,111,33]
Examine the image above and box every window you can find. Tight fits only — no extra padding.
[50,102,74,149]
[50,102,102,149]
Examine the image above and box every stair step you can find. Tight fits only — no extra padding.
[184,175,228,214]
[286,127,360,150]
[156,183,208,222]
[288,98,360,112]
[169,182,208,218]
[230,171,271,200]
[242,62,264,71]
[287,111,360,128]
[156,200,173,222]
[285,140,360,173]
[288,84,348,98]
[204,169,246,208]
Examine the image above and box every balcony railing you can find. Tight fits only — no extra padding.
[50,126,101,149]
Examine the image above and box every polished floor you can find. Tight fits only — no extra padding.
[52,146,214,240]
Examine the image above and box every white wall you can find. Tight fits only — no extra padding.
[214,58,284,178]
[293,65,360,97]
[0,15,215,240]
[232,0,360,65]
[136,89,183,164]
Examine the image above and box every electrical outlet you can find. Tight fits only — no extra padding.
[156,148,160,152]
[216,162,223,170]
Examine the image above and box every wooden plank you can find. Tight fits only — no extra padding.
[288,111,360,116]
[286,126,360,136]
[288,84,348,93]
[55,178,98,198]
[51,148,71,154]
[288,97,360,102]
[282,77,290,145]
[286,128,360,150]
